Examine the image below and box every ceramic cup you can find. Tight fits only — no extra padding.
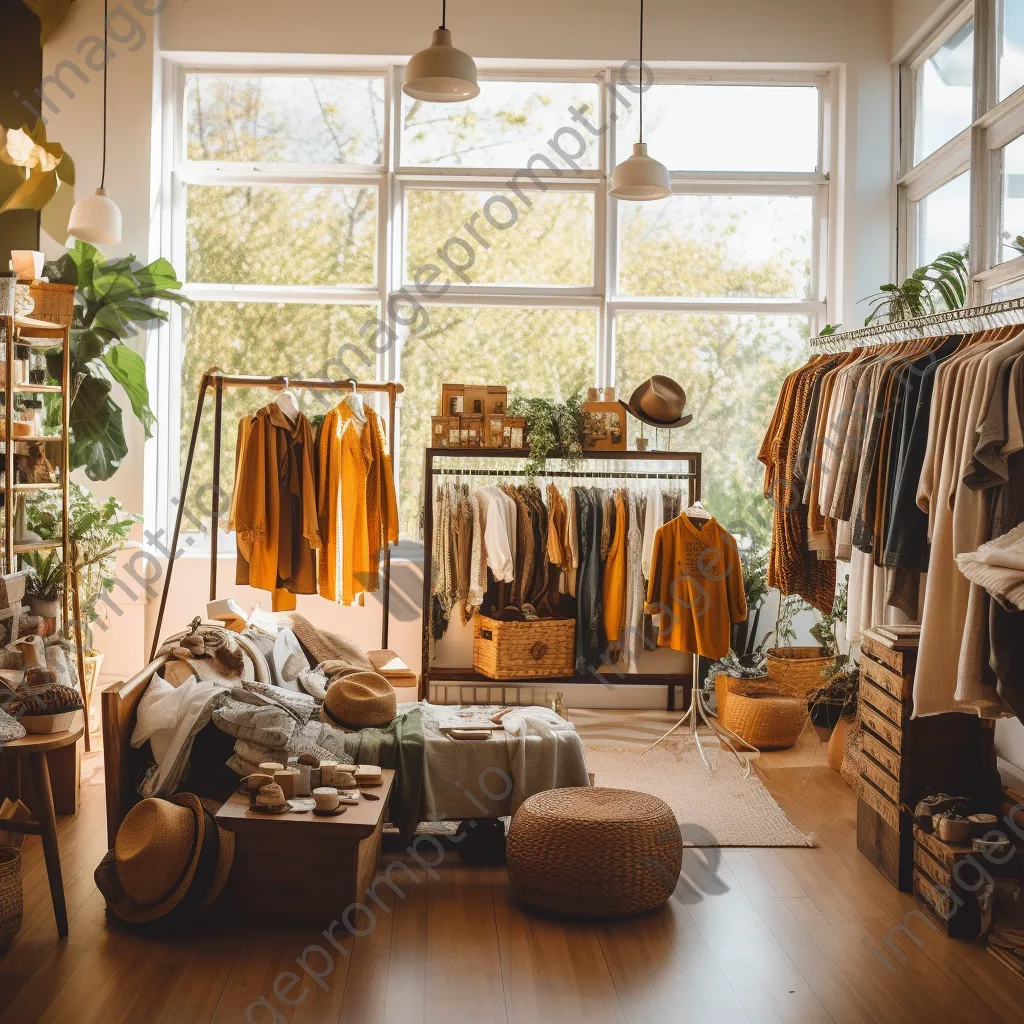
[259,761,284,774]
[313,786,340,812]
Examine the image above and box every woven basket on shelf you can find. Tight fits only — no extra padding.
[765,646,834,697]
[715,675,809,750]
[27,281,76,330]
[0,847,23,953]
[473,614,575,679]
[506,787,682,919]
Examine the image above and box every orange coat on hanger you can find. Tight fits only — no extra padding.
[316,403,399,605]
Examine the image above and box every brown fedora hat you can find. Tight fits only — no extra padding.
[94,793,234,925]
[619,376,692,428]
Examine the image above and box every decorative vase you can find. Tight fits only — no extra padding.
[82,651,104,711]
[0,847,23,954]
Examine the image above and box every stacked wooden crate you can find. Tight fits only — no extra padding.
[856,627,999,892]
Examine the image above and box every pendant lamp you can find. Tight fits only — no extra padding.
[403,0,479,103]
[609,0,670,201]
[68,0,122,244]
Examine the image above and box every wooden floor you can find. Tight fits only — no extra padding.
[2,711,1024,1023]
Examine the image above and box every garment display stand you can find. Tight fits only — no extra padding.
[419,446,703,712]
[1,314,90,750]
[150,368,404,660]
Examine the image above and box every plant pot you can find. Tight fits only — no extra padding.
[0,847,23,954]
[765,646,834,698]
[809,698,847,730]
[26,595,59,620]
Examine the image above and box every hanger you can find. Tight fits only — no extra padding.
[342,378,366,422]
[275,376,299,422]
[684,497,711,521]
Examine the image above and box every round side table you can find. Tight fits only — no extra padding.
[1,718,84,937]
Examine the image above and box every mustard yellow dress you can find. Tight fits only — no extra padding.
[317,403,399,605]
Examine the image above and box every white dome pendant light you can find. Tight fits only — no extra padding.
[68,0,122,244]
[609,0,670,201]
[403,0,480,103]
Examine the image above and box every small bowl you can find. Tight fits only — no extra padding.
[972,836,1012,859]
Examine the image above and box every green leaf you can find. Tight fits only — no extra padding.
[68,375,128,481]
[0,168,58,212]
[66,241,102,301]
[133,257,183,294]
[103,344,156,440]
[69,329,105,366]
[41,252,78,287]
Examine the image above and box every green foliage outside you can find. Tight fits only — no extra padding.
[183,76,810,548]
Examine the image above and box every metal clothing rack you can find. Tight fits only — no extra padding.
[150,368,404,660]
[810,296,1024,351]
[420,447,702,712]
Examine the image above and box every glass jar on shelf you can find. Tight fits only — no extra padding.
[19,399,43,436]
[12,345,30,384]
[28,349,47,385]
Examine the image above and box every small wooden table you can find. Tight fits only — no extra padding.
[215,768,394,924]
[0,720,84,938]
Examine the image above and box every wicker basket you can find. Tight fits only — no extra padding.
[0,847,23,953]
[20,710,77,734]
[507,787,682,918]
[715,675,808,750]
[765,646,834,697]
[473,614,575,680]
[839,716,866,790]
[27,281,76,331]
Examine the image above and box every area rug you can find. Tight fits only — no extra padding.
[584,744,816,848]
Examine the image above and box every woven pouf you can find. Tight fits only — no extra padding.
[506,787,682,919]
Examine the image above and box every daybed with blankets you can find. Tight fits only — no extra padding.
[100,614,590,846]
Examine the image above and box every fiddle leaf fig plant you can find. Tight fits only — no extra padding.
[41,240,188,480]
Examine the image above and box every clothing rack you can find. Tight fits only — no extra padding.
[810,296,1024,351]
[420,447,702,711]
[150,368,405,661]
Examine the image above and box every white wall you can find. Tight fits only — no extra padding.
[892,0,959,60]
[38,0,897,697]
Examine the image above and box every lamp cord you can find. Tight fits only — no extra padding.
[441,0,446,29]
[638,0,647,144]
[101,0,108,189]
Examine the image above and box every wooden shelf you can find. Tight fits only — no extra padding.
[5,384,62,394]
[11,482,61,492]
[13,540,62,554]
[430,668,694,689]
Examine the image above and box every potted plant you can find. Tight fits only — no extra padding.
[26,483,141,699]
[763,592,836,697]
[805,580,857,730]
[23,549,63,626]
[39,240,188,481]
[507,391,584,476]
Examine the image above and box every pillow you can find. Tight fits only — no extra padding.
[212,696,298,749]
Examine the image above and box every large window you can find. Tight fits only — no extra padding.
[162,65,832,549]
[901,1,1024,298]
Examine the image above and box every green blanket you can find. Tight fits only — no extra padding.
[341,706,424,843]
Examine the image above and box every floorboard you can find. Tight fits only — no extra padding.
[1,712,1022,1023]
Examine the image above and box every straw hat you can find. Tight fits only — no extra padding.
[618,375,693,428]
[321,672,397,728]
[94,793,234,925]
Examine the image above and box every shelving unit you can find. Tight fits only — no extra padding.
[1,313,90,748]
[419,446,703,711]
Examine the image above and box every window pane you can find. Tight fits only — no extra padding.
[404,189,594,287]
[180,302,379,530]
[186,74,385,165]
[1000,1,1024,100]
[1001,134,1024,262]
[186,185,377,286]
[617,194,814,299]
[615,312,808,548]
[916,172,970,265]
[401,80,601,168]
[915,21,974,162]
[613,84,819,172]
[993,277,1024,299]
[397,306,596,535]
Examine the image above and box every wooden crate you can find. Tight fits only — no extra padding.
[856,629,1000,893]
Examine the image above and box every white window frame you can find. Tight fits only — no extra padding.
[899,0,1024,300]
[153,58,837,550]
